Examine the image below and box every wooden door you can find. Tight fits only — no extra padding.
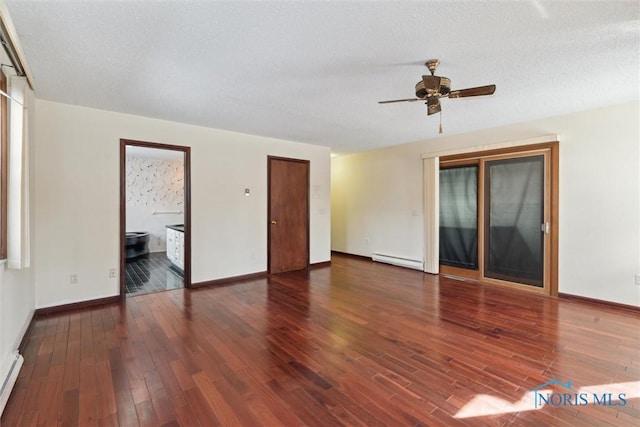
[268,157,309,273]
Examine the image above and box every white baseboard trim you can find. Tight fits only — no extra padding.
[0,351,23,416]
[372,253,424,271]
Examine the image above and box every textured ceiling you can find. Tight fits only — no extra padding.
[5,1,639,154]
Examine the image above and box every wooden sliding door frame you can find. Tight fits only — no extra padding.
[439,141,559,296]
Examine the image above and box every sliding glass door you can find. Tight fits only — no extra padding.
[484,155,545,287]
[439,165,478,270]
[439,146,555,293]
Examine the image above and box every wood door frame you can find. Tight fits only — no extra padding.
[267,156,310,274]
[119,139,192,298]
[440,141,559,296]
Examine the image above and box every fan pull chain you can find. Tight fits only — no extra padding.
[439,112,443,134]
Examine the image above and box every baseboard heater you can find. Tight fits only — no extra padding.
[372,253,424,271]
[0,352,23,416]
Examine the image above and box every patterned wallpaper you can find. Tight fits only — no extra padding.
[126,157,184,207]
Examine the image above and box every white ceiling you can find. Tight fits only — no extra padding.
[5,1,639,154]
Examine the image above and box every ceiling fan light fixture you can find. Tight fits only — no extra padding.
[427,97,441,115]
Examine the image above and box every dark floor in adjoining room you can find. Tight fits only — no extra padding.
[125,251,183,296]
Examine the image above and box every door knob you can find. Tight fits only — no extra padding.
[271,220,277,224]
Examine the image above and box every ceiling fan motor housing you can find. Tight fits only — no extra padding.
[415,76,451,99]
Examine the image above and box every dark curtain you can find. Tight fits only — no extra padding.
[439,165,478,269]
[485,156,544,286]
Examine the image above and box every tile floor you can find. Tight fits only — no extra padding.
[125,252,184,296]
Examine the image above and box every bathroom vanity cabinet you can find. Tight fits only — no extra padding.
[166,225,184,271]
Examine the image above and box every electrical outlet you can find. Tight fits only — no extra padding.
[70,274,78,284]
[635,274,640,286]
[109,268,116,278]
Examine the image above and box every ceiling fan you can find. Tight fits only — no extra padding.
[378,59,496,133]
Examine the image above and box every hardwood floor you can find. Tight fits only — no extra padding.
[3,253,639,426]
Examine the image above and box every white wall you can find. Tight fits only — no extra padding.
[0,86,36,397]
[331,150,425,260]
[332,101,640,307]
[126,155,184,252]
[34,100,331,309]
[0,265,34,373]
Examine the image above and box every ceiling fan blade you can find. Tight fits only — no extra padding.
[378,98,421,104]
[448,84,496,98]
[427,98,441,116]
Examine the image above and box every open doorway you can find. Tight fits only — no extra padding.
[119,139,191,297]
